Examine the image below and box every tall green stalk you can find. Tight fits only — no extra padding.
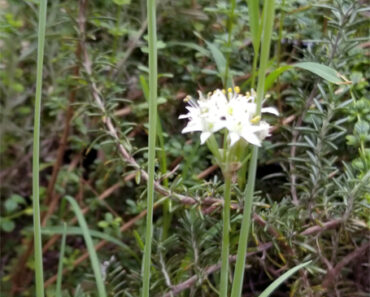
[33,1,48,296]
[141,0,158,296]
[224,0,236,88]
[238,0,261,188]
[230,2,275,297]
[219,163,232,297]
[247,0,261,89]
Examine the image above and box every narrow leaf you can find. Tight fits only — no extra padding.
[205,41,231,86]
[64,196,107,297]
[258,261,312,297]
[41,226,139,260]
[294,62,351,85]
[246,0,260,51]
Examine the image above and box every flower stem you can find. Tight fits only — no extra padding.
[230,1,275,297]
[220,167,232,297]
[224,0,236,88]
[33,1,48,297]
[142,0,158,296]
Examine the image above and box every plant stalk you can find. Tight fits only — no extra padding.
[230,1,275,297]
[32,1,48,296]
[219,167,232,297]
[224,0,237,88]
[142,0,158,296]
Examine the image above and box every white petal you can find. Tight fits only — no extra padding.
[182,123,201,134]
[200,132,212,144]
[229,132,241,147]
[179,114,190,119]
[241,131,262,146]
[261,107,279,116]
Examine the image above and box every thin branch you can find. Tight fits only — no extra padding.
[300,219,343,236]
[322,241,370,289]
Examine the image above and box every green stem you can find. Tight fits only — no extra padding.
[276,0,285,69]
[219,168,232,297]
[230,146,258,297]
[224,0,236,88]
[142,0,158,296]
[158,119,171,240]
[250,48,259,89]
[276,0,286,110]
[33,1,48,297]
[230,1,275,297]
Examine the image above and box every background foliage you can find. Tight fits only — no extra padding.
[0,0,369,296]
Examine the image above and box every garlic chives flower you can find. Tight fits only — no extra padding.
[179,88,278,147]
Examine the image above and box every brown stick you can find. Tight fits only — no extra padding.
[322,241,370,289]
[300,219,343,236]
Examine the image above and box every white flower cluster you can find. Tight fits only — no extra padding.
[179,88,279,146]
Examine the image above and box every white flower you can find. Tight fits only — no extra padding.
[179,88,278,146]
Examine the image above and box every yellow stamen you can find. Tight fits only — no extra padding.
[222,89,226,94]
[227,87,232,93]
[184,95,190,102]
[234,86,240,94]
[251,115,261,124]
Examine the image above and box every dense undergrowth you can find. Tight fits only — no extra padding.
[0,0,369,296]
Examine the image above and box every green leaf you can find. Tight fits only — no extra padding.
[1,218,15,232]
[63,196,107,297]
[265,65,291,91]
[346,135,357,146]
[205,41,232,86]
[355,121,369,138]
[246,0,260,52]
[166,41,209,57]
[258,261,311,297]
[113,0,131,5]
[293,62,350,85]
[10,194,25,204]
[5,199,18,213]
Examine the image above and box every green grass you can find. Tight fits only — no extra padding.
[141,0,158,296]
[32,1,48,296]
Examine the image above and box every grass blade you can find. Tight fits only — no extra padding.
[258,261,312,297]
[32,1,48,296]
[42,226,139,261]
[142,0,158,295]
[64,196,107,297]
[55,223,67,297]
